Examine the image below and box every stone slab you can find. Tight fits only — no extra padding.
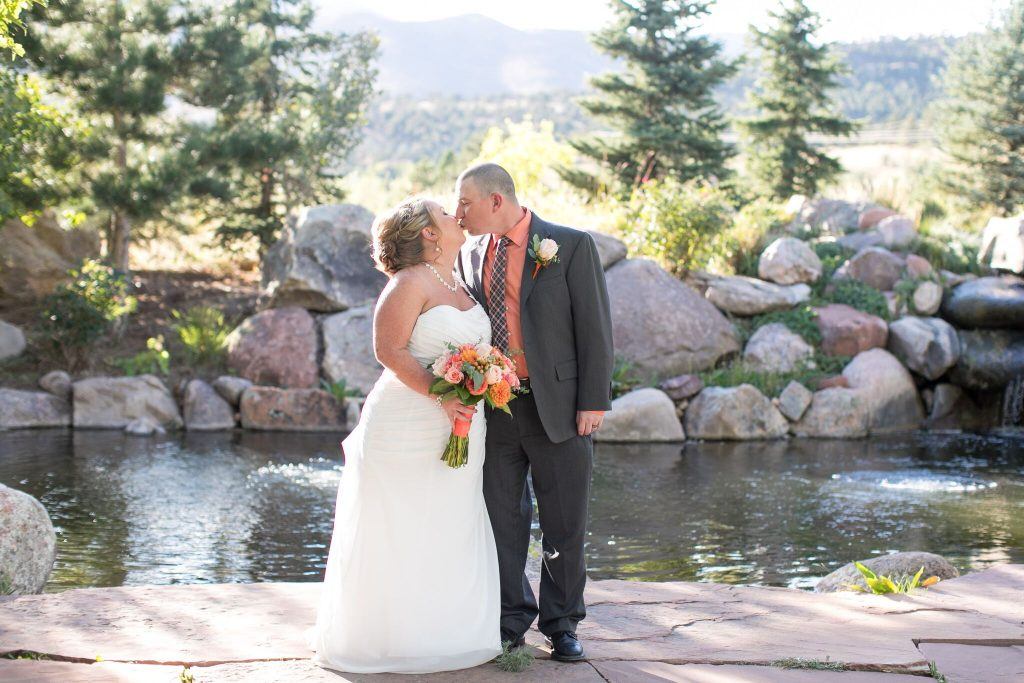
[593,661,913,681]
[0,659,183,682]
[917,642,1024,683]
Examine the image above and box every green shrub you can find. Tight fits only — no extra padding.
[40,259,138,370]
[908,235,982,276]
[747,304,822,346]
[811,240,854,283]
[171,306,231,366]
[112,335,170,376]
[718,197,791,277]
[617,178,734,276]
[698,352,850,398]
[320,378,362,403]
[820,279,890,320]
[611,355,645,398]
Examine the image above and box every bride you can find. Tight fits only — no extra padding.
[308,197,502,673]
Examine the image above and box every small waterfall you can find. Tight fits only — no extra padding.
[1001,375,1024,428]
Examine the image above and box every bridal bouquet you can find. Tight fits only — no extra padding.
[429,342,524,468]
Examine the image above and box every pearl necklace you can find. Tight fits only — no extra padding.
[424,262,460,293]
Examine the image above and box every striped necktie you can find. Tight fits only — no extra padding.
[488,236,511,354]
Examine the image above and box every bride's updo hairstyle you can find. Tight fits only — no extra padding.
[371,198,436,275]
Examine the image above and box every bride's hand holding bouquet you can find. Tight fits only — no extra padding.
[429,342,525,468]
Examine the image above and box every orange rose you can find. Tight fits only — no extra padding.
[488,379,511,407]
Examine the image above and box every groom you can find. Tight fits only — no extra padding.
[455,163,614,662]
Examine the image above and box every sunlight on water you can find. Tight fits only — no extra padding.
[831,470,999,494]
[249,458,343,490]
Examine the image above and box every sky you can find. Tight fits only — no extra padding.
[316,0,1010,42]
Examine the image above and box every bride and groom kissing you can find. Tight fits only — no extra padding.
[307,162,615,674]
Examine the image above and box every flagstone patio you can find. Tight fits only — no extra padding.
[1,565,1021,682]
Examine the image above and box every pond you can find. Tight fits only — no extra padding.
[1,429,1022,592]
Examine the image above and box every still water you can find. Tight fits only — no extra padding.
[1,429,1022,592]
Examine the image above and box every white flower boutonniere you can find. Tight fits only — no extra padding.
[528,235,560,279]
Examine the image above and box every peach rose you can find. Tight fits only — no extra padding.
[444,367,464,384]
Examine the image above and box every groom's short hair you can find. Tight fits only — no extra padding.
[458,163,517,200]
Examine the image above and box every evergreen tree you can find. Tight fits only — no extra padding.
[175,0,378,252]
[937,0,1024,215]
[22,0,190,272]
[561,0,738,197]
[738,0,855,200]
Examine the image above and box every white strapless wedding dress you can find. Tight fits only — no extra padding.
[309,303,501,674]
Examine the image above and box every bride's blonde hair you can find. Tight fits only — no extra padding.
[371,198,436,275]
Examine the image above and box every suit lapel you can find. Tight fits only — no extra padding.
[520,214,541,307]
[472,234,490,305]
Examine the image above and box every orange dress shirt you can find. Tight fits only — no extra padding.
[483,207,532,378]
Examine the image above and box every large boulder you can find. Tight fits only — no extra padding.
[0,211,100,302]
[858,207,897,230]
[0,483,57,594]
[594,388,684,442]
[0,389,71,429]
[684,384,788,440]
[757,237,822,285]
[887,317,960,380]
[788,198,875,234]
[225,306,319,389]
[814,303,888,357]
[606,259,740,376]
[585,229,628,270]
[814,552,959,593]
[941,275,1024,329]
[874,215,917,248]
[743,323,814,373]
[72,375,183,430]
[949,329,1024,391]
[790,387,869,438]
[834,246,905,291]
[322,305,383,395]
[0,319,26,361]
[239,386,347,431]
[261,204,387,312]
[978,214,1024,273]
[183,380,236,431]
[842,348,924,434]
[704,275,810,316]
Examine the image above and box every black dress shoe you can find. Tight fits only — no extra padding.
[544,631,585,662]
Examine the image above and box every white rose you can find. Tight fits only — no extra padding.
[485,365,503,384]
[431,356,447,377]
[538,238,559,261]
[475,342,493,358]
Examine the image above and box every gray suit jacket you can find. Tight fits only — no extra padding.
[457,212,614,444]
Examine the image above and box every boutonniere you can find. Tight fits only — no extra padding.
[528,235,560,279]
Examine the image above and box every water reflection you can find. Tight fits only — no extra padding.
[0,429,1021,592]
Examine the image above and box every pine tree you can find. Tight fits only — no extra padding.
[937,0,1024,215]
[175,0,378,252]
[561,0,738,197]
[738,0,855,200]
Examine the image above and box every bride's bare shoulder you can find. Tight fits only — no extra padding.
[376,267,428,312]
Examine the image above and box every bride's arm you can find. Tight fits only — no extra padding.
[373,273,476,425]
[373,274,434,395]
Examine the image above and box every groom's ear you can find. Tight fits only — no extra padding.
[490,192,503,212]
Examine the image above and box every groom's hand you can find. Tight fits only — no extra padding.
[576,410,604,437]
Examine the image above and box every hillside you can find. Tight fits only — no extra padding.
[333,13,960,167]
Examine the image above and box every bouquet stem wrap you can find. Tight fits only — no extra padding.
[442,417,472,468]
